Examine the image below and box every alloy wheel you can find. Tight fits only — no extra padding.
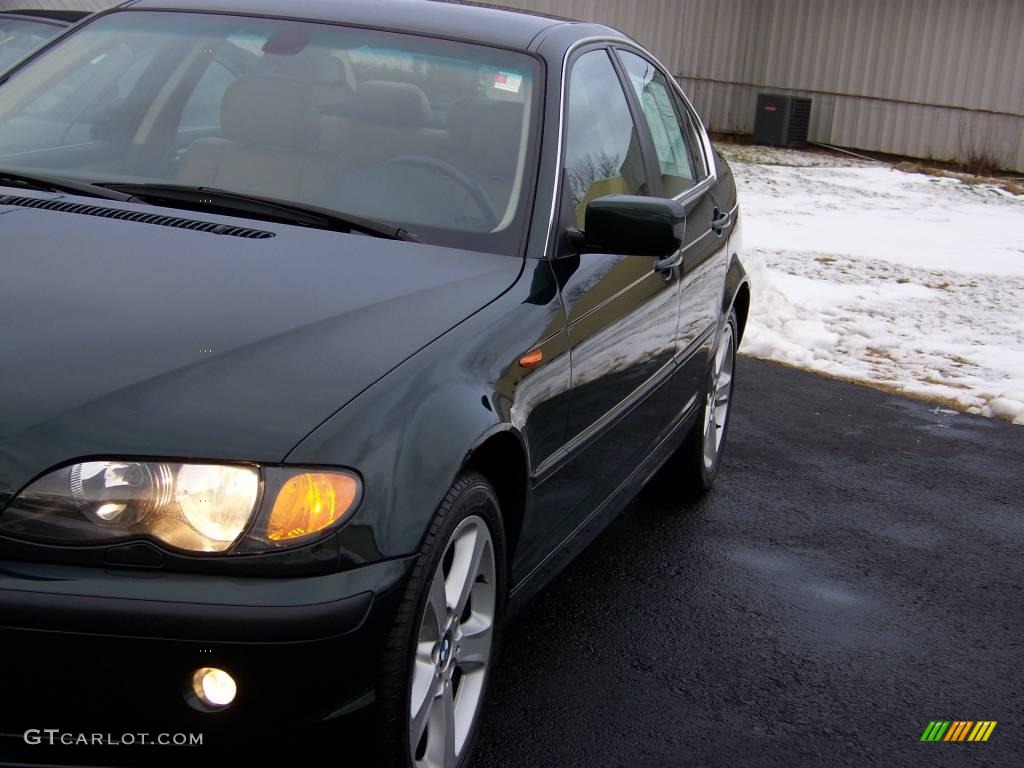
[703,323,735,471]
[409,515,496,768]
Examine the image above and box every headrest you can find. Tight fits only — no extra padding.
[447,99,525,176]
[221,76,319,150]
[354,81,432,127]
[448,99,523,134]
[263,49,353,88]
[445,98,480,141]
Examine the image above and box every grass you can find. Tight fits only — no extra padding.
[894,161,1024,196]
[960,152,1004,178]
[714,134,1024,196]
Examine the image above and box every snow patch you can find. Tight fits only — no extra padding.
[726,148,1024,425]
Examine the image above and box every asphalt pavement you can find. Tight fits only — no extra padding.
[473,358,1024,768]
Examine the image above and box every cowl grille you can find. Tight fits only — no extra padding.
[0,195,276,239]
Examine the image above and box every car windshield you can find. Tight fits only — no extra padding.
[0,11,541,253]
[0,16,62,72]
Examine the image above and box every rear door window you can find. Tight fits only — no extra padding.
[617,49,698,198]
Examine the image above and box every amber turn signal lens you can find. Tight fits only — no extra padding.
[519,348,543,368]
[266,472,358,542]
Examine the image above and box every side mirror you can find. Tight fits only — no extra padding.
[574,195,686,257]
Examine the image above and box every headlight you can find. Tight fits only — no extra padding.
[0,460,360,554]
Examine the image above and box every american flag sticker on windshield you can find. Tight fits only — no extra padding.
[494,71,523,93]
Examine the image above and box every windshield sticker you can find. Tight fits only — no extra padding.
[494,71,523,94]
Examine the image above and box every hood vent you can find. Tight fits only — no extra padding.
[0,195,276,239]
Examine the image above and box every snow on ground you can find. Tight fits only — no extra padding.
[720,144,1024,425]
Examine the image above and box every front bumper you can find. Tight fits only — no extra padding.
[0,556,413,744]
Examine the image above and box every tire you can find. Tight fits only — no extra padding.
[648,308,739,501]
[376,472,506,768]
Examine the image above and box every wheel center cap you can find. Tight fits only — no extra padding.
[439,634,453,667]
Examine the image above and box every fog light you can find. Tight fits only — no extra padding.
[191,667,236,711]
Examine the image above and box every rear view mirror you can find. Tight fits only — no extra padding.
[576,195,686,257]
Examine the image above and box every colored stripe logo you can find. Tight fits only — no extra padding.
[920,721,997,742]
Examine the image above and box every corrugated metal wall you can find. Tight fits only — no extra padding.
[4,0,1022,170]
[476,0,1024,171]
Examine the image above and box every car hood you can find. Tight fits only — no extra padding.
[0,193,522,506]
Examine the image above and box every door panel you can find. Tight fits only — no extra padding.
[675,192,729,429]
[543,48,680,527]
[618,48,728,417]
[675,93,730,367]
[670,192,726,418]
[678,192,723,356]
[562,254,678,441]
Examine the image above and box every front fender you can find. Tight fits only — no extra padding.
[285,262,570,562]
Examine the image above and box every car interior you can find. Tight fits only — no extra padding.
[175,42,531,233]
[0,18,536,238]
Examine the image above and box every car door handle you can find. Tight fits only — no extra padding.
[653,250,683,276]
[712,208,731,235]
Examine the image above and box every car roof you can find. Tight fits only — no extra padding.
[125,0,583,51]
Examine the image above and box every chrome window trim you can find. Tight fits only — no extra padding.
[672,174,714,206]
[542,36,716,260]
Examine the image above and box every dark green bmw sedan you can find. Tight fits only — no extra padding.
[0,1,748,765]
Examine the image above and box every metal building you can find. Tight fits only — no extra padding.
[479,0,1024,172]
[4,0,1023,171]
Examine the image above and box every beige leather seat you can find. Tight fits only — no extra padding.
[261,48,356,114]
[176,76,332,202]
[319,81,447,173]
[443,99,524,214]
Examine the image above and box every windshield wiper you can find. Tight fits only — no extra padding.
[0,168,139,202]
[97,183,419,242]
